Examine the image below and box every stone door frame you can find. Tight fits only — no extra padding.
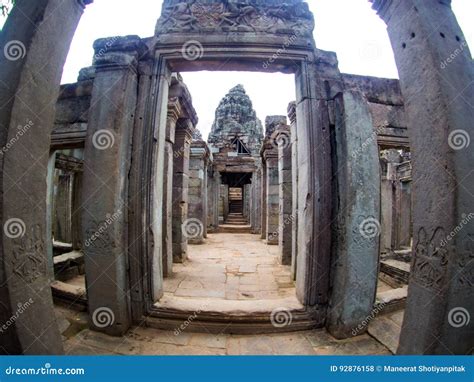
[128,36,331,326]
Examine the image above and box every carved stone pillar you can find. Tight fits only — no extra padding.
[327,91,381,339]
[82,36,146,336]
[162,99,180,277]
[172,121,193,262]
[0,0,89,354]
[288,102,298,280]
[251,169,262,234]
[260,165,267,240]
[187,139,210,244]
[54,173,73,243]
[276,126,292,265]
[71,171,84,251]
[295,57,340,308]
[262,144,279,245]
[372,0,474,354]
[380,149,402,254]
[207,168,219,233]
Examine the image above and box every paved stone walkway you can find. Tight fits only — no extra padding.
[158,233,301,313]
[57,232,397,355]
[59,306,390,356]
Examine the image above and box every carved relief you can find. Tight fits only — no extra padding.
[412,227,449,291]
[85,220,114,251]
[11,225,45,283]
[156,1,314,36]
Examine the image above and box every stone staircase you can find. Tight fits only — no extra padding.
[229,187,243,214]
[218,213,251,233]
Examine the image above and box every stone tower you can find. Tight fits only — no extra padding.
[208,84,263,156]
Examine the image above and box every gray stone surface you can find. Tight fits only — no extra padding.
[327,90,381,339]
[82,36,146,336]
[188,139,210,244]
[0,0,88,354]
[373,0,474,354]
[277,126,292,265]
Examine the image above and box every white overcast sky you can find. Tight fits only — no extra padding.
[3,1,473,138]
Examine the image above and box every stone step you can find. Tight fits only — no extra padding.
[217,224,252,233]
[368,312,403,354]
[375,286,408,315]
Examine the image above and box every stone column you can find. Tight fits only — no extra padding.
[187,139,209,244]
[251,169,262,235]
[288,102,298,280]
[243,184,251,221]
[327,91,381,339]
[0,0,89,354]
[172,120,193,262]
[372,0,473,354]
[54,173,73,243]
[260,165,267,240]
[262,117,285,245]
[82,36,146,336]
[162,99,180,277]
[380,149,402,254]
[71,171,84,251]
[207,168,219,232]
[276,126,293,265]
[295,57,340,308]
[221,184,229,222]
[394,161,413,249]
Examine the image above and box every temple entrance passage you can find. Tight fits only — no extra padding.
[229,187,243,215]
[157,231,301,318]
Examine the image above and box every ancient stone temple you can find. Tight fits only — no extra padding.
[0,0,472,356]
[207,84,263,227]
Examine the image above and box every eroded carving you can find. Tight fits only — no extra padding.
[412,227,449,290]
[156,0,315,36]
[11,225,45,283]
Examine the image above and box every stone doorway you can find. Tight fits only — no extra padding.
[228,188,243,215]
[2,0,471,355]
[155,76,302,331]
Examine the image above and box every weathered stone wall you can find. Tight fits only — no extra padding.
[342,74,408,149]
[0,0,89,354]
